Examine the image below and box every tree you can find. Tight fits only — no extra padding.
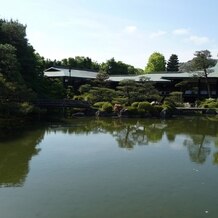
[116,80,139,105]
[60,56,100,71]
[42,78,65,99]
[167,54,179,72]
[0,19,46,96]
[101,58,141,75]
[0,43,35,104]
[0,44,22,82]
[89,87,116,103]
[79,84,92,94]
[116,79,159,105]
[145,52,166,73]
[179,60,194,72]
[137,77,160,101]
[192,50,216,98]
[95,70,109,85]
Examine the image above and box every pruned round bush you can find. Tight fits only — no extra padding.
[168,91,183,105]
[131,102,140,108]
[93,102,108,108]
[200,98,218,108]
[102,102,113,113]
[79,84,91,94]
[137,101,153,112]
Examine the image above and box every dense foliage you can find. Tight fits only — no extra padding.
[181,50,217,98]
[44,57,143,75]
[0,19,67,118]
[100,58,143,75]
[167,54,179,72]
[145,52,166,73]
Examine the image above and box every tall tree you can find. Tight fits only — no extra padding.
[0,19,44,93]
[192,50,215,98]
[167,54,179,72]
[145,52,166,73]
[94,70,109,87]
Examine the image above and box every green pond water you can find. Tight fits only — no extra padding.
[0,117,218,218]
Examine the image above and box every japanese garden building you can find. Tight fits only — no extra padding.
[44,61,218,101]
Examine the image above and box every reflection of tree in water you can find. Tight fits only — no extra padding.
[115,123,151,149]
[165,117,218,164]
[0,128,45,187]
[116,125,136,149]
[212,139,218,165]
[213,152,218,164]
[165,116,218,138]
[183,135,211,164]
[114,120,168,149]
[48,116,218,162]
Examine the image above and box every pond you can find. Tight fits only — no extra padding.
[0,117,218,218]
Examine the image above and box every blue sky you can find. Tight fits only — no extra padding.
[1,0,218,68]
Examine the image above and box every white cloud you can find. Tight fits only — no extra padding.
[171,28,211,47]
[149,30,166,38]
[188,35,210,45]
[172,28,190,35]
[124,25,137,33]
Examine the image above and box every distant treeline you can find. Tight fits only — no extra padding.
[45,57,144,75]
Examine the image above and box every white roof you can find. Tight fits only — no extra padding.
[108,74,169,82]
[44,67,98,79]
[44,62,218,82]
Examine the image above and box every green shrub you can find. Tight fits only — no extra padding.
[79,84,92,94]
[163,100,176,112]
[131,102,140,108]
[168,91,183,104]
[126,106,138,116]
[19,102,34,115]
[138,101,153,113]
[112,97,128,105]
[73,95,84,101]
[93,102,108,109]
[102,102,113,113]
[200,98,218,108]
[151,105,164,116]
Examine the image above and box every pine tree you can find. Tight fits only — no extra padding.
[167,54,179,72]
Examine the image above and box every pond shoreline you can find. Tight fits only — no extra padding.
[1,109,217,139]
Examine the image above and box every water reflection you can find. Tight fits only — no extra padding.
[183,135,211,164]
[0,129,45,187]
[1,117,218,188]
[49,117,218,164]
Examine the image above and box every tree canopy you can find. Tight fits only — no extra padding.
[190,50,216,98]
[100,58,143,75]
[145,52,166,73]
[167,54,179,72]
[0,19,61,117]
[192,50,215,71]
[60,56,100,71]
